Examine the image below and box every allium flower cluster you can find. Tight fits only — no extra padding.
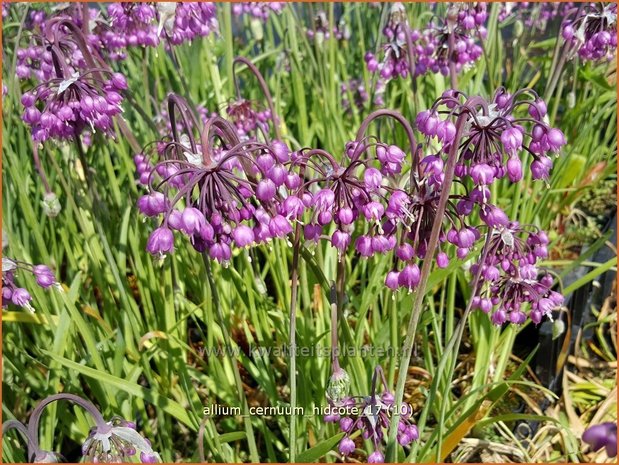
[499,3,575,31]
[364,3,415,81]
[325,367,418,463]
[226,99,273,140]
[562,3,617,62]
[306,11,351,43]
[21,68,126,142]
[158,2,218,46]
[100,3,160,59]
[469,223,564,325]
[2,257,59,312]
[3,393,160,464]
[414,3,487,77]
[417,88,566,185]
[341,79,369,114]
[138,95,298,264]
[232,2,284,22]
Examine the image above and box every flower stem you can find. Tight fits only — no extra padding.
[26,393,107,459]
[201,254,259,463]
[385,111,469,462]
[288,222,302,462]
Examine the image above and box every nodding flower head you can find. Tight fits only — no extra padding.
[562,3,617,62]
[232,3,285,22]
[18,17,127,142]
[364,4,414,82]
[470,222,564,326]
[418,88,566,187]
[414,3,486,77]
[327,366,418,463]
[2,257,60,312]
[226,98,272,140]
[82,417,161,463]
[137,94,295,264]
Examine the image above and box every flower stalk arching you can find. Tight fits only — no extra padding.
[23,393,107,461]
[385,110,469,462]
[201,253,260,463]
[232,56,282,141]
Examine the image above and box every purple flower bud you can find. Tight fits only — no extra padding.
[385,271,400,290]
[398,263,420,290]
[137,192,168,217]
[480,205,509,228]
[256,179,277,201]
[271,140,290,163]
[506,156,523,182]
[339,437,356,455]
[436,252,449,268]
[209,242,232,262]
[268,215,292,238]
[232,225,255,248]
[457,228,476,248]
[529,99,547,119]
[470,163,495,186]
[546,128,566,151]
[110,72,128,90]
[368,450,384,463]
[337,207,354,225]
[267,164,287,186]
[146,227,174,256]
[531,156,553,181]
[396,244,414,261]
[282,196,305,219]
[11,288,32,307]
[304,223,322,241]
[355,235,373,257]
[339,417,354,432]
[363,202,384,221]
[364,168,383,190]
[33,265,56,288]
[501,127,523,152]
[313,189,335,211]
[331,230,351,251]
[491,309,507,325]
[181,207,206,235]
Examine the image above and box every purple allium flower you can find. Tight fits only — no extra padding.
[2,257,60,312]
[82,416,161,463]
[232,2,285,22]
[226,98,273,140]
[338,437,356,456]
[137,95,295,263]
[329,366,418,461]
[417,88,566,187]
[583,422,617,457]
[470,222,564,326]
[562,3,617,62]
[412,3,486,78]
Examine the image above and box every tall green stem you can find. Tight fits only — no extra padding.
[385,112,468,461]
